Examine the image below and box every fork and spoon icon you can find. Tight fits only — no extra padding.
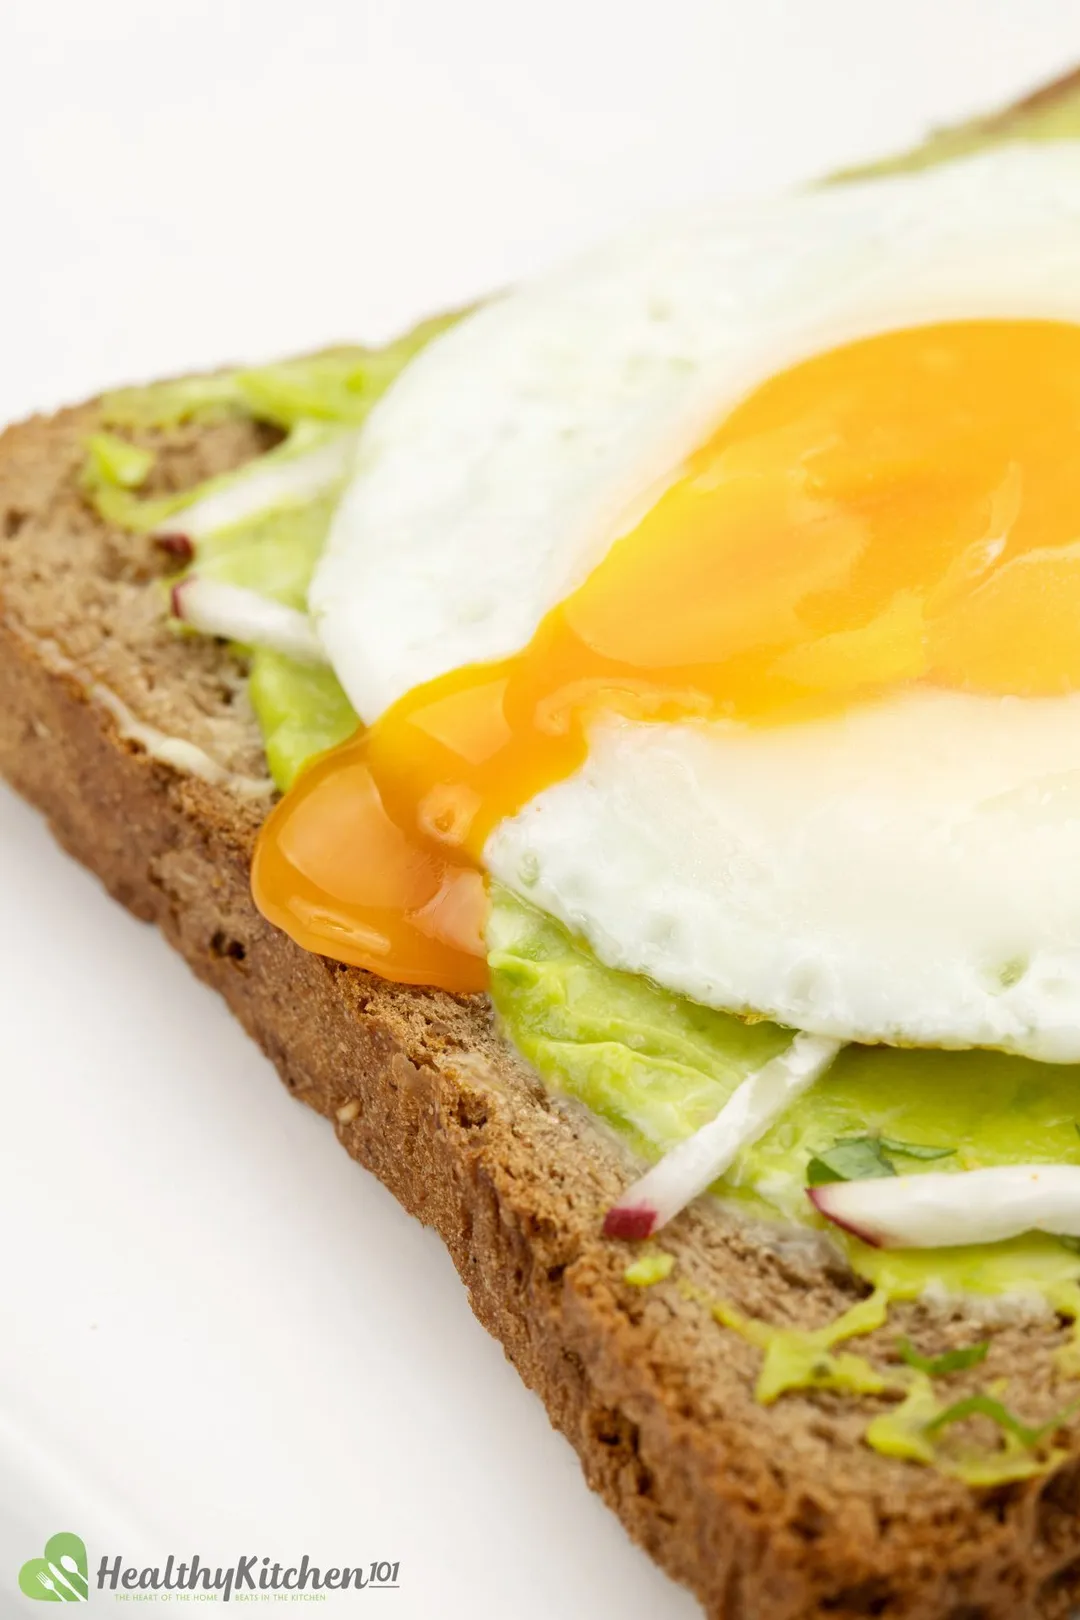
[35,1556,88,1602]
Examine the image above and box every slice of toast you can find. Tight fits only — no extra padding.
[6,83,1080,1620]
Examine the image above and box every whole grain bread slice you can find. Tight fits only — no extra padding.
[6,77,1080,1620]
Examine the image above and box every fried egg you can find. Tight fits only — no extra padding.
[254,142,1080,1063]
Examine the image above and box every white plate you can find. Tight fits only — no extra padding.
[2,4,1078,1615]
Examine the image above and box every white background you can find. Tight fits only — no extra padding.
[1,4,1078,1617]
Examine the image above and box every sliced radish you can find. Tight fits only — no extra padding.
[154,430,358,542]
[603,1032,842,1240]
[809,1164,1080,1249]
[171,577,328,665]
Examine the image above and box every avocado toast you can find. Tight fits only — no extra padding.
[5,70,1080,1620]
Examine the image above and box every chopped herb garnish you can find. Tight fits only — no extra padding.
[898,1337,989,1377]
[926,1393,1080,1449]
[879,1138,955,1162]
[807,1137,897,1185]
[807,1134,954,1185]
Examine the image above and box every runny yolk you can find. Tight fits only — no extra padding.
[252,319,1080,992]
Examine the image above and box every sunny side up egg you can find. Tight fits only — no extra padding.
[252,143,1080,1065]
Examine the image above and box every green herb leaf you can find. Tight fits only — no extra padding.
[898,1338,989,1377]
[807,1137,897,1185]
[807,1133,955,1185]
[879,1138,955,1162]
[926,1393,1080,1449]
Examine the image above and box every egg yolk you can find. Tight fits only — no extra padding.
[253,318,1080,992]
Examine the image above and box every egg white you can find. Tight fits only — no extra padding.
[312,144,1080,1060]
[486,693,1080,1063]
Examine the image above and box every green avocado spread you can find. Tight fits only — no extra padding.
[83,81,1080,1485]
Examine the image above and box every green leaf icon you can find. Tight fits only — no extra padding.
[19,1533,88,1602]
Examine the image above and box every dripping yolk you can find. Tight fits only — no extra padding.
[253,318,1080,992]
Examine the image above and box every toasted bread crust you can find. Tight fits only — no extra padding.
[986,63,1080,127]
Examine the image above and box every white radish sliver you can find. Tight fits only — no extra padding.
[172,577,328,665]
[604,1033,842,1239]
[809,1164,1080,1249]
[156,432,358,542]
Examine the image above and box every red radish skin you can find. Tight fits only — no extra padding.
[807,1185,885,1246]
[603,1205,658,1241]
[155,533,195,561]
